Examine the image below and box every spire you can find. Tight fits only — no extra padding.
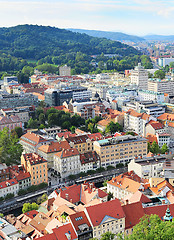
[163,205,173,222]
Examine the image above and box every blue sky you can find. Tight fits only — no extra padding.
[1,0,174,35]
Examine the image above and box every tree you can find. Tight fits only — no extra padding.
[169,62,174,69]
[107,192,113,201]
[154,70,165,80]
[101,232,115,240]
[13,127,23,138]
[0,128,23,166]
[118,214,174,240]
[125,131,136,136]
[105,121,123,134]
[150,141,160,154]
[161,143,169,154]
[70,126,76,133]
[39,113,45,125]
[27,118,38,129]
[0,213,4,218]
[22,202,39,213]
[37,193,48,204]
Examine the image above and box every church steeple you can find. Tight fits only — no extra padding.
[163,205,173,222]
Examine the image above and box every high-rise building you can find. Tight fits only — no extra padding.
[131,63,148,90]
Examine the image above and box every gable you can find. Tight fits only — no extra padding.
[100,215,118,225]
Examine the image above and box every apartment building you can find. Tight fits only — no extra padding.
[37,141,71,168]
[84,199,125,239]
[130,63,148,90]
[0,92,38,109]
[21,153,48,185]
[107,174,144,200]
[148,78,174,96]
[80,151,100,172]
[0,115,22,131]
[54,148,80,179]
[0,163,10,182]
[66,135,93,154]
[138,89,164,103]
[128,157,164,179]
[20,132,49,154]
[0,179,19,198]
[124,109,152,136]
[1,106,31,123]
[93,135,147,167]
[146,120,165,135]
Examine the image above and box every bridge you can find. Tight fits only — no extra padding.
[75,167,127,184]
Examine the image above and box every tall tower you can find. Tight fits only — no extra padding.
[131,63,148,90]
[163,205,173,222]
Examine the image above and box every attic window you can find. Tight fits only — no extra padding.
[75,216,83,221]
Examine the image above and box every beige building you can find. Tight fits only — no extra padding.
[66,135,93,154]
[37,141,70,168]
[85,199,125,239]
[21,153,48,185]
[107,173,144,200]
[148,78,174,96]
[93,135,147,167]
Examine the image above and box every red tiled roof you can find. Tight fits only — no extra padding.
[53,223,77,240]
[60,185,81,204]
[55,148,79,158]
[87,133,103,141]
[69,211,91,231]
[66,135,89,144]
[122,202,144,229]
[20,132,47,146]
[38,141,70,153]
[150,122,164,130]
[0,179,18,189]
[80,151,100,164]
[57,131,77,139]
[144,203,174,220]
[86,199,125,227]
[16,172,31,181]
[24,210,38,219]
[23,153,47,165]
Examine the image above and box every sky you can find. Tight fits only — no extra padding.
[1,0,174,36]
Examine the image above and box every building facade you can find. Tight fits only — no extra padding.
[21,153,48,185]
[93,135,148,167]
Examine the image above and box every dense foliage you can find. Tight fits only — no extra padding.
[22,202,39,213]
[0,25,152,81]
[0,25,140,60]
[0,128,23,166]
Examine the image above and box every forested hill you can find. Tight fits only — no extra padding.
[68,28,145,42]
[0,24,140,59]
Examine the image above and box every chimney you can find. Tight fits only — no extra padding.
[126,199,129,205]
[162,199,165,205]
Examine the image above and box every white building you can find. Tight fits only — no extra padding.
[73,89,92,101]
[138,89,164,103]
[124,109,154,137]
[158,58,174,67]
[59,65,71,76]
[131,63,148,90]
[54,148,81,179]
[156,133,171,148]
[128,157,164,179]
[0,179,19,198]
